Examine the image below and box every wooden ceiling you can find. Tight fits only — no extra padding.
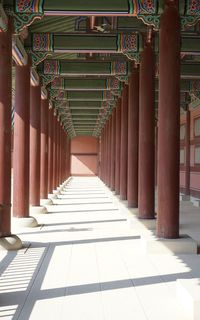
[2,0,200,137]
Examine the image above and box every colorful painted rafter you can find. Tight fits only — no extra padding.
[33,33,53,51]
[190,80,200,98]
[16,0,43,14]
[31,33,138,55]
[0,4,8,32]
[3,0,199,34]
[107,79,121,90]
[44,60,128,76]
[44,60,60,75]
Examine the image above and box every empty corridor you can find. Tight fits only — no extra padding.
[0,177,200,320]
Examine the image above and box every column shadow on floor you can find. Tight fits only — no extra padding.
[1,240,200,320]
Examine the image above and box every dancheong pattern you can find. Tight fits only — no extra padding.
[51,78,65,89]
[103,92,114,100]
[119,33,138,53]
[191,80,200,91]
[33,33,53,51]
[44,60,60,75]
[131,0,156,15]
[56,91,67,100]
[107,78,120,90]
[111,61,127,76]
[16,0,43,13]
[187,0,200,15]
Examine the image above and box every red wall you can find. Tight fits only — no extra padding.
[180,106,200,198]
[70,136,99,176]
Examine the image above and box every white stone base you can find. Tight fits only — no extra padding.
[40,198,53,206]
[129,208,139,215]
[48,193,57,199]
[141,218,156,228]
[30,206,48,215]
[0,235,22,251]
[180,194,190,201]
[191,197,200,207]
[56,187,63,193]
[141,234,197,254]
[53,189,60,195]
[131,218,156,230]
[12,216,38,228]
[176,278,200,320]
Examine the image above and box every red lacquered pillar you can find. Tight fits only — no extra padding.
[185,110,190,196]
[30,83,42,208]
[0,23,12,235]
[52,115,57,190]
[101,127,106,182]
[115,99,121,194]
[0,22,22,246]
[138,40,155,219]
[99,130,103,180]
[40,96,49,201]
[110,108,116,191]
[120,85,128,200]
[13,61,31,219]
[157,0,180,238]
[127,65,139,208]
[48,108,53,194]
[107,117,112,188]
[67,137,71,178]
[104,122,108,185]
[59,125,62,185]
[56,120,60,187]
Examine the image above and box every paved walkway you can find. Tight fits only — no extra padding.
[0,177,200,320]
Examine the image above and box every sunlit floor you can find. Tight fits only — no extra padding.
[0,177,200,320]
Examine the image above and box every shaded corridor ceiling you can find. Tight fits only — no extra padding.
[2,0,200,137]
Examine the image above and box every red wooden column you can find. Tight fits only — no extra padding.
[99,130,103,180]
[62,130,66,181]
[111,108,116,190]
[30,83,47,214]
[60,128,63,183]
[48,108,53,195]
[59,125,62,185]
[104,122,108,185]
[185,110,190,196]
[0,23,21,248]
[115,99,121,194]
[0,24,12,236]
[13,60,38,227]
[56,120,60,187]
[157,0,180,239]
[107,117,112,188]
[120,85,129,200]
[138,39,155,219]
[67,137,71,178]
[63,131,67,181]
[102,127,106,183]
[155,123,158,187]
[127,65,139,207]
[52,115,57,190]
[59,127,63,184]
[40,96,50,204]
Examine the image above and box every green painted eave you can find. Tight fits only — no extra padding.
[42,60,129,76]
[181,64,200,79]
[43,0,131,13]
[29,16,77,33]
[51,90,115,101]
[68,101,102,109]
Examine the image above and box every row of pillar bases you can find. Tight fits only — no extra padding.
[100,1,181,240]
[0,24,71,250]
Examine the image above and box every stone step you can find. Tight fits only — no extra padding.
[176,278,200,320]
